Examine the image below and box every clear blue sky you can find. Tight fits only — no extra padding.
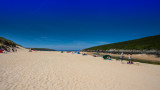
[0,0,160,50]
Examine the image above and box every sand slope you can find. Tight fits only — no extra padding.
[0,51,160,90]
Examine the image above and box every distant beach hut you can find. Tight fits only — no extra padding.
[103,55,111,60]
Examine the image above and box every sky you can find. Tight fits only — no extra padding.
[0,0,160,50]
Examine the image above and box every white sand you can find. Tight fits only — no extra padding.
[0,50,160,90]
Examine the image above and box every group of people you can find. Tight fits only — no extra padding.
[61,51,81,54]
[120,52,133,64]
[0,47,17,53]
[29,49,37,52]
[104,56,111,60]
[103,55,112,60]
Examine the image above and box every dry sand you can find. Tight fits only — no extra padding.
[0,50,160,90]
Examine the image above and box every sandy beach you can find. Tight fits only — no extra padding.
[0,50,160,90]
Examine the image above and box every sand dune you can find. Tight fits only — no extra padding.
[0,50,160,90]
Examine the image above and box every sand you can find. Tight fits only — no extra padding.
[0,50,160,90]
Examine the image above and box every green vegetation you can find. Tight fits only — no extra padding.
[0,37,56,51]
[0,37,20,48]
[110,56,160,65]
[84,35,160,50]
[28,48,56,51]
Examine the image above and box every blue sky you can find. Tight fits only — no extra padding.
[0,0,160,50]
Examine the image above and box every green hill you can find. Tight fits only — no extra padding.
[28,48,56,51]
[0,37,56,51]
[84,35,160,50]
[0,37,20,49]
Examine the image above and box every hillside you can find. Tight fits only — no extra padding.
[0,37,20,49]
[29,48,56,51]
[84,35,160,50]
[0,37,56,51]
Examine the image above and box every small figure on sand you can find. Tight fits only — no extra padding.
[82,53,87,56]
[77,52,80,54]
[12,47,15,52]
[103,55,112,60]
[120,52,123,62]
[6,47,10,52]
[108,56,111,60]
[29,48,32,52]
[128,54,133,64]
[14,47,17,52]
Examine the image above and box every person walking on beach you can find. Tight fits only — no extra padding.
[7,47,10,52]
[120,52,123,62]
[128,54,132,64]
[14,47,17,52]
[12,47,14,52]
